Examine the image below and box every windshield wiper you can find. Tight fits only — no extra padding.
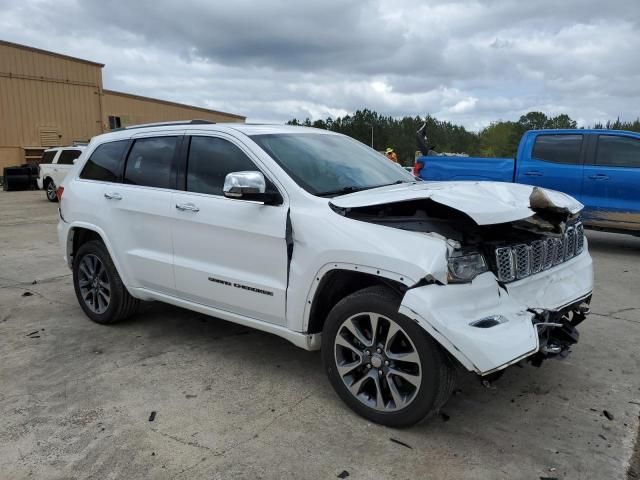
[374,180,411,188]
[316,180,411,198]
[316,186,371,197]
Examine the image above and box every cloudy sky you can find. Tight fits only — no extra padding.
[1,0,639,130]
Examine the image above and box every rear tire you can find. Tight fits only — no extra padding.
[321,285,455,428]
[45,178,58,202]
[72,240,139,324]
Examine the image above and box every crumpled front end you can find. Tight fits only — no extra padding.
[330,181,595,375]
[399,246,593,375]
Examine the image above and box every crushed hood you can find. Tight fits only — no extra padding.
[329,181,583,225]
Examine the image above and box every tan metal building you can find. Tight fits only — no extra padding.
[0,40,245,171]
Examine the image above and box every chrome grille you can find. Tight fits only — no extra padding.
[575,223,585,254]
[543,238,555,270]
[495,247,515,282]
[494,222,584,283]
[530,240,544,274]
[564,226,576,260]
[514,244,530,279]
[552,237,565,265]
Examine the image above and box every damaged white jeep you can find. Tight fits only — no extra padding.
[58,122,593,427]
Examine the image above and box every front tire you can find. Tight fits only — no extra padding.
[321,286,455,428]
[45,178,58,202]
[72,240,139,324]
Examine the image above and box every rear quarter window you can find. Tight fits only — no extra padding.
[80,140,129,182]
[57,149,82,165]
[532,135,583,164]
[41,151,57,164]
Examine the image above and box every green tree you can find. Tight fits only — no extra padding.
[286,109,587,163]
[478,121,522,157]
[547,114,577,129]
[518,111,549,130]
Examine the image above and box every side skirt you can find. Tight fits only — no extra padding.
[128,287,322,351]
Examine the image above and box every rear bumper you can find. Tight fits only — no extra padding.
[57,217,72,267]
[37,177,43,190]
[399,248,594,374]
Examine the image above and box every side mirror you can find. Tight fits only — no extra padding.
[223,171,283,205]
[72,159,77,164]
[223,171,269,202]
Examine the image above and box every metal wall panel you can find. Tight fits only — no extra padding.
[0,147,24,171]
[103,90,245,127]
[0,40,103,87]
[0,41,104,156]
[0,76,102,147]
[0,41,244,170]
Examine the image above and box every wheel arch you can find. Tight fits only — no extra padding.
[304,264,414,335]
[43,175,56,193]
[65,223,129,285]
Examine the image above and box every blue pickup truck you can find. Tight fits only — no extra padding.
[415,129,640,235]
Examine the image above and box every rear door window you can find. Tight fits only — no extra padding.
[80,140,129,182]
[186,136,258,195]
[532,135,583,164]
[57,149,82,165]
[595,135,640,168]
[123,136,178,189]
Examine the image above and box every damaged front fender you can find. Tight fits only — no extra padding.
[399,250,594,375]
[399,272,538,373]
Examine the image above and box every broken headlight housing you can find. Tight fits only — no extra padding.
[447,252,488,283]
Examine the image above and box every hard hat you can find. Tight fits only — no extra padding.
[385,148,394,154]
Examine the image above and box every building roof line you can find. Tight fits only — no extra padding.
[103,89,245,120]
[0,40,245,120]
[0,39,105,67]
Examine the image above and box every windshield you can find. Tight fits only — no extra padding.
[250,133,414,196]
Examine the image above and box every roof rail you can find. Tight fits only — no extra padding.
[112,119,215,132]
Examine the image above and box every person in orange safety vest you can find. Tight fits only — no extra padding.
[385,147,398,163]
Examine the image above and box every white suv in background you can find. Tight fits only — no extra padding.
[57,121,593,427]
[37,146,85,201]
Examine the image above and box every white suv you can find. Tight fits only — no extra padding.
[37,146,85,201]
[57,121,594,427]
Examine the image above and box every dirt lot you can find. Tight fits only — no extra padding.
[1,190,639,479]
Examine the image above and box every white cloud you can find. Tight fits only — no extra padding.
[449,97,478,113]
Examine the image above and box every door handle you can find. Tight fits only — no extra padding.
[523,171,542,177]
[104,192,123,200]
[588,174,610,180]
[176,203,200,212]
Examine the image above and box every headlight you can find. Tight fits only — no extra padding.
[447,252,487,283]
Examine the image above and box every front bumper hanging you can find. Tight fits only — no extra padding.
[529,295,591,367]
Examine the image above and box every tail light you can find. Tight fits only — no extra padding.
[56,186,64,202]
